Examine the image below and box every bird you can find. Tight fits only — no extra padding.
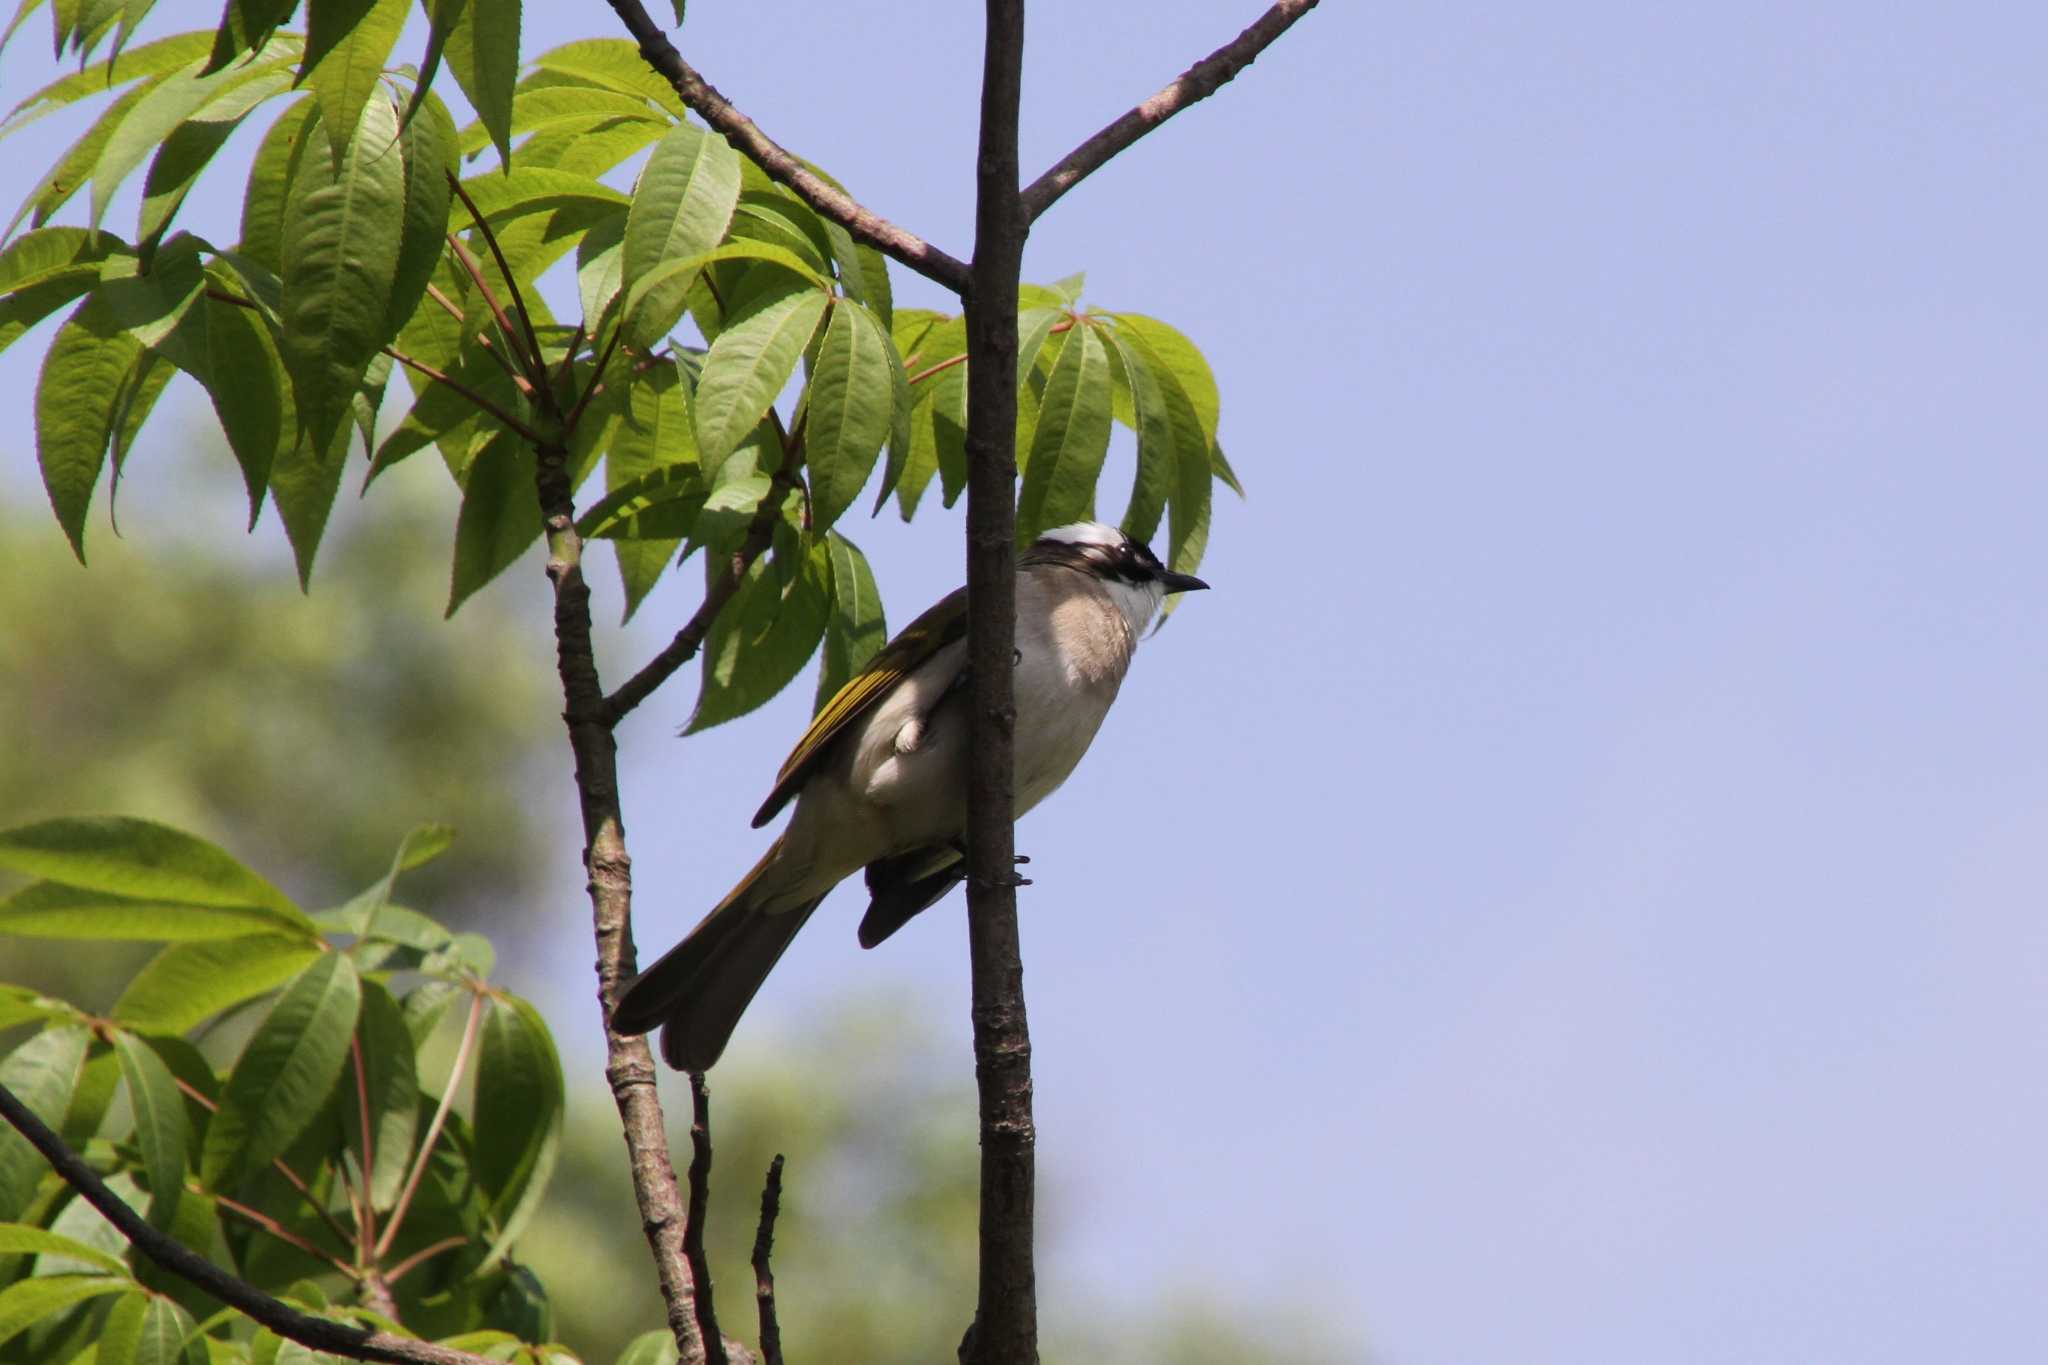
[610,521,1210,1071]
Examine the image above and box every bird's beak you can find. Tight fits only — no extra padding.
[1159,570,1210,594]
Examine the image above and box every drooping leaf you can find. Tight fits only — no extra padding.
[815,531,886,711]
[0,816,307,922]
[688,536,832,733]
[0,1225,128,1275]
[0,1276,128,1349]
[385,88,455,339]
[199,951,361,1191]
[136,66,294,255]
[199,276,286,524]
[268,362,356,587]
[1102,325,1172,543]
[127,1293,198,1365]
[442,0,517,165]
[0,986,76,1031]
[691,285,826,464]
[111,1030,189,1228]
[302,0,405,167]
[236,95,315,276]
[1015,306,1060,387]
[0,27,210,140]
[888,390,938,520]
[446,428,540,617]
[471,995,561,1269]
[605,356,694,618]
[278,86,404,452]
[621,121,742,349]
[804,298,895,534]
[344,979,418,1210]
[33,294,135,560]
[1016,317,1113,542]
[0,1025,88,1220]
[111,936,322,1035]
[1109,312,1219,445]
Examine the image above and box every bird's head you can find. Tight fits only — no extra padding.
[1024,522,1210,636]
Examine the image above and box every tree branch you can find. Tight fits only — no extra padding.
[0,1082,500,1365]
[601,0,972,295]
[959,3,1037,1363]
[531,434,713,1363]
[599,460,797,726]
[751,1156,785,1365]
[1019,0,1320,222]
[683,1074,727,1365]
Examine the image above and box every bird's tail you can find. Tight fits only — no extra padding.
[610,836,825,1072]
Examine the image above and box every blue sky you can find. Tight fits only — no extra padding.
[6,3,2048,1361]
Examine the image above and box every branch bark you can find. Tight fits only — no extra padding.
[534,435,713,1363]
[601,0,972,295]
[751,1156,786,1365]
[959,3,1036,1362]
[1019,0,1321,222]
[0,1082,500,1365]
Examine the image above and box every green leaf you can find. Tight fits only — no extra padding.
[621,122,742,347]
[33,295,134,560]
[0,987,76,1031]
[1210,440,1244,497]
[0,27,211,139]
[888,392,939,520]
[606,356,694,619]
[1017,317,1113,542]
[446,429,541,617]
[235,96,314,277]
[0,881,312,941]
[137,67,295,255]
[279,86,404,452]
[111,1032,189,1228]
[614,1329,680,1365]
[0,228,117,356]
[344,979,417,1210]
[198,276,285,525]
[471,995,561,1269]
[0,1025,88,1220]
[88,41,296,234]
[442,0,517,166]
[127,1293,198,1365]
[0,1223,129,1274]
[0,817,305,922]
[529,38,687,121]
[805,299,895,534]
[1110,321,1214,575]
[1015,306,1061,388]
[688,537,832,733]
[200,951,362,1191]
[303,0,405,167]
[815,531,886,710]
[1109,313,1219,445]
[1102,325,1172,544]
[692,286,827,464]
[386,89,455,340]
[111,936,322,1035]
[576,460,708,542]
[0,1276,127,1349]
[453,165,626,226]
[267,393,354,589]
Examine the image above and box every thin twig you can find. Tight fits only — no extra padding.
[751,1156,786,1365]
[600,0,971,295]
[1020,0,1320,222]
[375,988,486,1262]
[167,1074,354,1254]
[447,174,556,419]
[424,282,526,387]
[0,1081,500,1365]
[567,322,625,436]
[212,1190,354,1273]
[384,1235,469,1286]
[382,346,541,445]
[906,317,1075,388]
[597,464,789,726]
[683,1075,727,1365]
[444,234,534,385]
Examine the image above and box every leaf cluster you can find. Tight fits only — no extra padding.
[0,816,575,1365]
[1,8,1242,733]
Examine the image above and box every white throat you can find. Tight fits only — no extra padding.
[1099,575,1165,641]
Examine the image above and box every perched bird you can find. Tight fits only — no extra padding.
[611,521,1210,1071]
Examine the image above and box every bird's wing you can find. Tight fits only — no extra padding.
[751,585,968,827]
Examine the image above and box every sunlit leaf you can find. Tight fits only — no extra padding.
[112,1030,189,1228]
[1017,317,1112,542]
[0,1024,88,1221]
[622,122,742,349]
[112,936,323,1034]
[692,285,826,464]
[442,0,516,165]
[688,536,832,733]
[446,429,540,617]
[805,299,895,534]
[302,0,405,167]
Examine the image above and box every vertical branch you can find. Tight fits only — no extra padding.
[684,1074,728,1365]
[960,3,1037,1363]
[533,436,712,1364]
[752,1156,786,1365]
